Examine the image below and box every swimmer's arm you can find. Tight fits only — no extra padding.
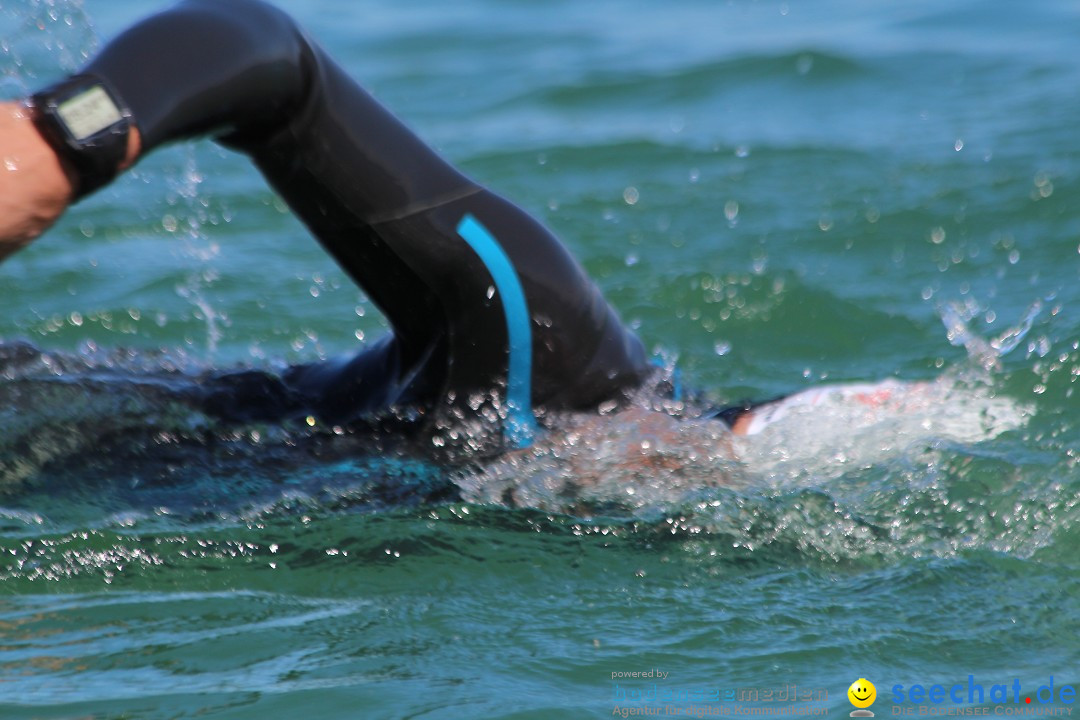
[0,0,311,264]
[0,102,141,263]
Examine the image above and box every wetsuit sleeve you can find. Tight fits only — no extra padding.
[83,0,305,151]
[77,0,649,432]
[84,0,470,216]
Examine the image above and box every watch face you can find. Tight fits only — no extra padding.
[56,85,123,141]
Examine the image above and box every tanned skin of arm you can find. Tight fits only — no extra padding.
[0,101,141,263]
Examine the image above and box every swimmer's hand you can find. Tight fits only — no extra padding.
[0,101,140,263]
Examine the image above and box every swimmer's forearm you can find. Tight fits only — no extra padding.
[1,0,278,260]
[0,102,72,262]
[0,101,140,263]
[79,0,469,218]
[1,0,294,259]
[5,0,460,264]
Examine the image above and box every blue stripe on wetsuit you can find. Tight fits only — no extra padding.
[455,214,537,447]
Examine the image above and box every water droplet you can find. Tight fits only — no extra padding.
[724,200,739,222]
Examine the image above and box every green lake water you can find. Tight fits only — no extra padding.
[0,0,1077,717]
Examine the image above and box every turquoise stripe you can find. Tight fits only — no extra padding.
[455,214,537,447]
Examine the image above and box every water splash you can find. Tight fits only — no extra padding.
[168,149,226,355]
[0,277,1063,565]
[452,297,1056,561]
[0,0,97,85]
[939,296,1046,371]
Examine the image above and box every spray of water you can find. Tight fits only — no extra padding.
[0,0,96,87]
[169,150,226,356]
[939,296,1047,372]
[462,299,1043,517]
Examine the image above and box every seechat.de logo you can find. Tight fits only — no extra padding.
[849,679,877,717]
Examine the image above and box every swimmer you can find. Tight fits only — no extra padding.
[0,0,949,452]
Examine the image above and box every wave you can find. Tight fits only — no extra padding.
[518,50,867,110]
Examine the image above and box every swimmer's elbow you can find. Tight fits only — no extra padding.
[85,0,314,151]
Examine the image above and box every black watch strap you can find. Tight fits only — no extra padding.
[30,75,132,201]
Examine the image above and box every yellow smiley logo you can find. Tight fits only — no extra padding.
[848,678,877,709]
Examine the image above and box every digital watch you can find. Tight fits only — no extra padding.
[29,75,132,201]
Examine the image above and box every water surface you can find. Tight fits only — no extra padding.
[0,0,1078,717]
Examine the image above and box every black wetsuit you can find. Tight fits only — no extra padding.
[56,0,652,446]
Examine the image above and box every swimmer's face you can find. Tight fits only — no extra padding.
[848,679,876,708]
